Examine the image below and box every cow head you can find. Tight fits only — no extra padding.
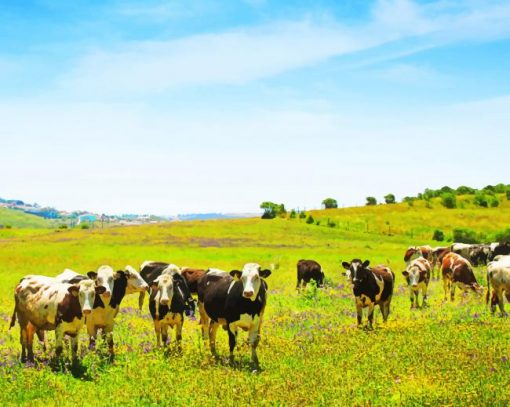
[123,265,149,294]
[402,264,422,289]
[342,259,369,284]
[151,274,174,306]
[68,280,106,315]
[87,265,117,299]
[230,263,271,301]
[404,247,422,262]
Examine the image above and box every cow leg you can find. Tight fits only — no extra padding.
[105,325,114,358]
[248,322,261,368]
[36,329,47,351]
[227,325,238,363]
[356,302,363,326]
[175,317,183,343]
[18,318,29,362]
[154,319,162,347]
[367,303,375,329]
[443,277,450,300]
[496,290,507,317]
[198,301,209,340]
[209,321,220,356]
[296,277,301,291]
[86,319,97,351]
[379,301,389,322]
[450,282,456,302]
[25,323,37,363]
[70,335,79,360]
[490,291,498,314]
[138,291,145,311]
[422,286,428,308]
[55,326,64,359]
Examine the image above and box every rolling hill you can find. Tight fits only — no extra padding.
[0,207,53,228]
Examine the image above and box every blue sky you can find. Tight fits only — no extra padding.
[1,0,509,215]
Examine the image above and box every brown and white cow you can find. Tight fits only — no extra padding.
[486,255,510,316]
[431,246,451,275]
[197,263,271,369]
[10,276,102,362]
[441,252,483,301]
[180,267,207,295]
[342,260,394,329]
[402,257,431,308]
[404,246,435,278]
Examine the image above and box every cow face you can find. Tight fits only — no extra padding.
[342,259,368,283]
[230,263,271,301]
[88,265,116,299]
[402,265,421,289]
[151,274,174,306]
[69,280,105,315]
[123,265,149,294]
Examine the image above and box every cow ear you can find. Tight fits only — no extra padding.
[402,271,409,277]
[259,269,272,278]
[230,270,242,280]
[115,270,125,279]
[87,271,97,280]
[341,262,350,270]
[68,285,79,296]
[362,260,370,268]
[95,286,106,295]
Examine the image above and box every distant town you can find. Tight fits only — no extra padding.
[0,197,255,227]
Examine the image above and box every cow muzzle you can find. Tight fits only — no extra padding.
[83,309,92,315]
[102,291,111,298]
[243,291,254,298]
[160,298,170,306]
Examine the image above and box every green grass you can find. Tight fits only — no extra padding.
[0,207,53,229]
[0,213,509,406]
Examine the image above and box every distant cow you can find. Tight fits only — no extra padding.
[468,244,491,266]
[441,252,483,301]
[10,276,102,362]
[451,243,473,259]
[489,242,510,261]
[402,257,431,308]
[342,260,394,329]
[297,259,324,289]
[404,246,433,264]
[486,255,510,315]
[197,263,271,368]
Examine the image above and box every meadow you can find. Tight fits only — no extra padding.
[0,203,509,406]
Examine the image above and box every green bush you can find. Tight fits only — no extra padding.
[490,196,500,207]
[299,211,306,219]
[306,215,314,224]
[494,228,510,243]
[441,193,457,209]
[384,194,396,204]
[365,197,377,206]
[452,228,480,244]
[80,224,90,229]
[506,190,510,200]
[473,191,489,207]
[432,229,445,241]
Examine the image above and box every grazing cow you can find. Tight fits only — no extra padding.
[451,243,473,259]
[10,276,102,362]
[197,263,271,368]
[296,259,324,289]
[441,252,483,301]
[468,244,491,266]
[83,266,149,356]
[402,257,431,308]
[489,242,510,261]
[486,255,510,315]
[342,260,394,329]
[148,272,194,347]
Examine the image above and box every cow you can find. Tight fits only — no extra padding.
[83,266,149,357]
[489,242,510,261]
[441,252,483,301]
[451,243,473,259]
[342,259,364,284]
[10,276,102,362]
[342,260,394,329]
[468,244,491,266]
[404,246,435,279]
[486,255,510,315]
[431,247,451,279]
[402,257,431,308]
[180,267,207,295]
[297,259,324,289]
[197,263,271,368]
[148,272,194,347]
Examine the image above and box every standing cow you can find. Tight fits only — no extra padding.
[441,252,483,301]
[486,255,510,316]
[10,276,102,362]
[404,246,435,279]
[402,257,431,308]
[197,263,271,368]
[342,260,394,329]
[297,259,324,289]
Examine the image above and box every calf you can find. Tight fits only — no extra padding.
[10,276,102,362]
[297,259,324,289]
[148,272,193,347]
[342,260,394,329]
[84,266,149,357]
[441,252,483,301]
[197,263,271,368]
[486,256,510,315]
[402,257,431,308]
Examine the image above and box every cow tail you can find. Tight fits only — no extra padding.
[486,270,491,305]
[9,300,16,329]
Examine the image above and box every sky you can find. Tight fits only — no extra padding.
[0,0,509,215]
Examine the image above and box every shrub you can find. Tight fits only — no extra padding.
[5,225,12,229]
[384,194,396,204]
[365,197,377,206]
[506,190,510,200]
[473,192,489,207]
[441,193,457,209]
[456,185,476,195]
[80,224,90,229]
[289,209,296,219]
[299,211,306,219]
[59,224,68,229]
[432,229,445,241]
[494,228,510,243]
[490,196,500,207]
[452,228,480,244]
[327,219,336,228]
[306,215,314,224]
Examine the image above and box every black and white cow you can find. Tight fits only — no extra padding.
[197,263,271,368]
[342,260,394,329]
[489,242,510,261]
[486,255,510,315]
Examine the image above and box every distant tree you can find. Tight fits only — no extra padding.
[441,193,457,209]
[260,201,286,219]
[473,192,489,208]
[506,190,510,200]
[289,209,297,219]
[306,215,315,224]
[432,229,445,241]
[403,196,415,207]
[384,194,396,204]
[490,195,500,208]
[456,185,476,195]
[494,183,507,193]
[440,186,454,194]
[365,197,377,206]
[322,198,338,209]
[299,211,306,219]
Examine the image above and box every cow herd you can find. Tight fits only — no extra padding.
[8,241,510,369]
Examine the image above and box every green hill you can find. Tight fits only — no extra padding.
[0,207,53,228]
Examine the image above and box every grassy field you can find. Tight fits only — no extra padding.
[0,207,52,229]
[0,209,509,406]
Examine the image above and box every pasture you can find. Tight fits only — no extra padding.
[0,213,509,406]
